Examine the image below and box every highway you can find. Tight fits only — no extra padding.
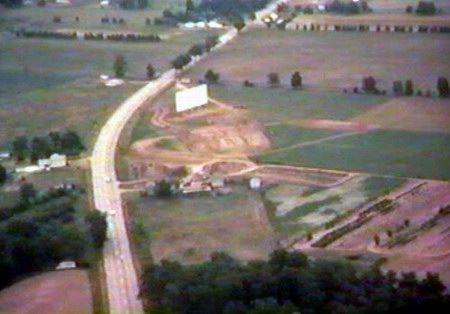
[91,70,176,314]
[90,2,284,313]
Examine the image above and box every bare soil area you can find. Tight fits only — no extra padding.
[0,270,93,314]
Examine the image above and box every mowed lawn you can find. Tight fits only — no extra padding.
[256,129,450,180]
[190,29,450,91]
[0,29,219,150]
[128,188,277,264]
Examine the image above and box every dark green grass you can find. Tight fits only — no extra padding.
[256,129,450,180]
[210,85,387,123]
[266,124,339,149]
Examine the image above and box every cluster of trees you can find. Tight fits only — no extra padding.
[0,184,107,290]
[266,72,303,88]
[358,77,449,97]
[119,0,149,10]
[10,130,84,162]
[141,249,449,314]
[84,32,161,42]
[171,35,220,70]
[326,0,371,15]
[196,0,269,20]
[414,1,438,15]
[0,0,22,8]
[100,16,127,24]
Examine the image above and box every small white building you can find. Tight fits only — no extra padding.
[249,177,262,190]
[0,152,11,160]
[211,177,225,189]
[38,153,67,169]
[56,261,77,270]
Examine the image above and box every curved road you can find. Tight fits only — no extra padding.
[91,70,176,314]
[90,2,287,313]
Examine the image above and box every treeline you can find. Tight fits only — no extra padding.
[15,30,162,43]
[0,0,22,8]
[0,186,107,290]
[10,130,84,162]
[141,249,449,314]
[119,0,149,10]
[407,1,439,15]
[171,35,219,70]
[326,0,371,15]
[85,32,161,42]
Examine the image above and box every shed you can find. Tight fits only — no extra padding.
[249,177,262,190]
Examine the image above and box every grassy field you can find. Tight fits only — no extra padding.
[127,186,277,264]
[266,124,340,148]
[257,129,450,180]
[0,29,219,150]
[189,29,450,91]
[210,85,387,123]
[0,0,189,33]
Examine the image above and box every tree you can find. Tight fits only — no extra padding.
[11,136,28,161]
[437,77,449,97]
[405,80,414,96]
[205,69,220,84]
[234,20,246,31]
[393,80,403,95]
[20,183,37,203]
[405,5,413,13]
[61,130,85,155]
[113,55,127,78]
[0,0,23,8]
[0,164,6,186]
[267,72,280,87]
[188,44,204,56]
[146,63,155,80]
[154,180,173,198]
[171,54,191,70]
[205,35,219,52]
[373,234,380,245]
[291,71,302,89]
[186,0,194,12]
[362,76,377,93]
[416,1,437,15]
[85,211,108,249]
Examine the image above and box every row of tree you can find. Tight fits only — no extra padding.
[406,1,438,15]
[361,76,449,97]
[326,0,371,15]
[10,130,84,162]
[141,249,449,314]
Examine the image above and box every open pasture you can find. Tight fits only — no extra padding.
[0,29,217,149]
[0,0,187,33]
[256,129,450,180]
[189,29,450,91]
[128,186,277,264]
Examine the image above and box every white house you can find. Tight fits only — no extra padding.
[0,152,11,160]
[38,153,67,169]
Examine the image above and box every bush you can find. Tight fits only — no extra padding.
[243,80,255,87]
[205,69,220,84]
[171,54,192,70]
[291,71,302,89]
[267,72,280,87]
[113,55,127,78]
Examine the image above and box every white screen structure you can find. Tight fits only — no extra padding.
[175,84,208,112]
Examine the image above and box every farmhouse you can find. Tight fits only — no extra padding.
[38,153,67,169]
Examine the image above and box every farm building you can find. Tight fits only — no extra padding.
[38,154,67,169]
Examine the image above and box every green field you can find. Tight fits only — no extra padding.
[210,85,387,123]
[266,124,339,148]
[127,186,277,264]
[257,129,450,180]
[0,29,219,150]
[189,29,450,91]
[0,0,188,33]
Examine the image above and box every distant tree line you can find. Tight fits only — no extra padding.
[16,30,77,40]
[326,0,371,15]
[141,249,449,314]
[0,0,22,8]
[0,183,107,290]
[119,0,149,10]
[10,130,84,162]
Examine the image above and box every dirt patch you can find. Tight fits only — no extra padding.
[181,122,271,154]
[352,98,450,133]
[0,270,92,314]
[297,119,375,132]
